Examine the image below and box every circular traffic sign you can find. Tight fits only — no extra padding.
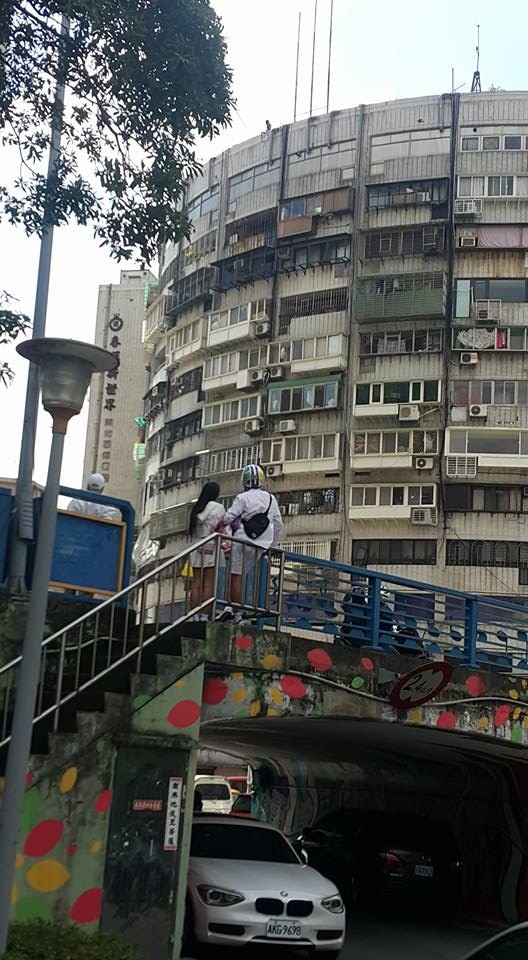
[388,662,453,710]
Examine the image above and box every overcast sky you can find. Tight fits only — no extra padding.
[1,0,525,489]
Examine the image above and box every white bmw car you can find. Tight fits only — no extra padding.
[185,816,345,957]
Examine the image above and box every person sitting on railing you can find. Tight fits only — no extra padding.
[217,464,283,623]
[189,481,229,620]
[67,473,120,520]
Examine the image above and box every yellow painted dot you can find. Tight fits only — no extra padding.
[231,688,247,705]
[267,707,279,717]
[514,707,522,721]
[15,854,24,869]
[510,689,520,701]
[478,717,489,730]
[175,679,186,688]
[270,687,284,706]
[59,766,78,794]
[91,841,102,854]
[522,679,528,689]
[408,710,422,724]
[249,700,261,717]
[262,655,280,670]
[231,672,243,681]
[523,715,528,729]
[0,778,4,794]
[11,884,18,906]
[26,860,69,893]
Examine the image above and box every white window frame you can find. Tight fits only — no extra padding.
[203,395,261,427]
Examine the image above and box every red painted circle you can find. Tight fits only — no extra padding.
[23,819,63,857]
[494,704,511,727]
[67,844,78,856]
[234,634,253,650]
[436,710,456,730]
[203,679,228,705]
[388,662,453,711]
[24,771,33,787]
[361,657,375,672]
[280,675,307,699]
[69,887,103,924]
[306,648,333,672]
[94,789,113,814]
[167,699,201,728]
[466,676,486,698]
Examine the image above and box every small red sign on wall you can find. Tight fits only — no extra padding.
[389,662,453,711]
[132,799,163,812]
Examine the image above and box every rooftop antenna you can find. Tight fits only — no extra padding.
[293,11,301,122]
[471,24,481,93]
[326,0,334,114]
[309,0,318,117]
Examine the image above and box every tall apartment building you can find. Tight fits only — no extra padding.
[139,92,528,601]
[84,268,156,513]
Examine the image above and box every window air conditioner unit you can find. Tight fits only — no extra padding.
[250,369,264,384]
[454,198,483,217]
[416,192,430,203]
[245,417,264,435]
[268,365,284,379]
[446,456,478,478]
[459,236,478,248]
[266,463,284,478]
[469,404,487,418]
[255,321,271,337]
[398,404,420,422]
[474,299,502,321]
[410,507,438,526]
[278,246,293,259]
[228,233,239,245]
[414,456,434,470]
[460,351,479,365]
[278,419,297,433]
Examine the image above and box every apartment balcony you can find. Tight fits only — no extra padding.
[355,272,446,321]
[290,335,348,376]
[142,294,167,345]
[351,452,413,470]
[169,331,207,367]
[450,405,528,430]
[150,500,193,540]
[352,402,399,419]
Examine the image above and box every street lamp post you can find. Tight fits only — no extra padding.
[0,338,116,954]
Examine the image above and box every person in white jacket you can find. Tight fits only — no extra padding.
[189,481,226,617]
[67,473,120,520]
[219,464,283,621]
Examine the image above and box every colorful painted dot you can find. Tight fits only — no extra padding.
[478,716,489,730]
[494,705,511,727]
[24,771,33,788]
[513,707,522,721]
[90,841,102,854]
[69,888,103,925]
[15,854,24,869]
[166,700,201,728]
[509,689,520,701]
[95,789,113,814]
[270,687,284,706]
[203,679,228,705]
[231,688,247,705]
[26,860,69,893]
[351,676,365,690]
[262,654,280,670]
[361,657,374,672]
[175,678,186,688]
[524,715,528,729]
[280,675,306,699]
[59,767,78,794]
[267,707,279,717]
[306,648,333,672]
[249,699,261,717]
[24,819,63,857]
[231,672,244,680]
[466,676,486,698]
[234,634,253,651]
[11,884,18,906]
[408,709,422,724]
[67,845,78,856]
[436,711,456,730]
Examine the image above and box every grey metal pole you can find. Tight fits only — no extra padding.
[0,427,65,953]
[326,0,334,114]
[8,15,69,594]
[293,11,301,122]
[309,0,318,118]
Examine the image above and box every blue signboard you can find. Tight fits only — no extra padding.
[50,510,127,595]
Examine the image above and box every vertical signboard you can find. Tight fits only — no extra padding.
[163,777,183,852]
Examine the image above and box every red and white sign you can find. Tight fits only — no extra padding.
[163,777,183,851]
[388,662,453,711]
[132,799,163,812]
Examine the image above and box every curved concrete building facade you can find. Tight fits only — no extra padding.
[140,91,528,600]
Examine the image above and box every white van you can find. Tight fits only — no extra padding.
[194,776,233,814]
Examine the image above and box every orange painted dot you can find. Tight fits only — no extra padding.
[231,688,247,705]
[90,841,102,854]
[26,860,69,893]
[509,689,520,701]
[15,854,24,869]
[249,700,261,717]
[513,707,522,721]
[175,679,186,688]
[262,655,280,670]
[11,884,18,906]
[270,687,284,706]
[478,717,489,730]
[231,672,244,681]
[267,707,279,717]
[408,709,422,724]
[59,767,78,794]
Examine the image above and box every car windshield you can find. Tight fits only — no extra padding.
[191,822,300,863]
[233,794,251,812]
[196,783,230,800]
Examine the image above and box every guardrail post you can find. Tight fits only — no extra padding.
[464,597,478,667]
[369,575,382,651]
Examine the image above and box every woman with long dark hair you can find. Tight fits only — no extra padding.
[189,481,226,617]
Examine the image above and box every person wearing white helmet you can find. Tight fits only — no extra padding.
[67,473,120,520]
[218,464,283,621]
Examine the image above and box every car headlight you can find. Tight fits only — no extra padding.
[197,885,245,907]
[321,895,345,915]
